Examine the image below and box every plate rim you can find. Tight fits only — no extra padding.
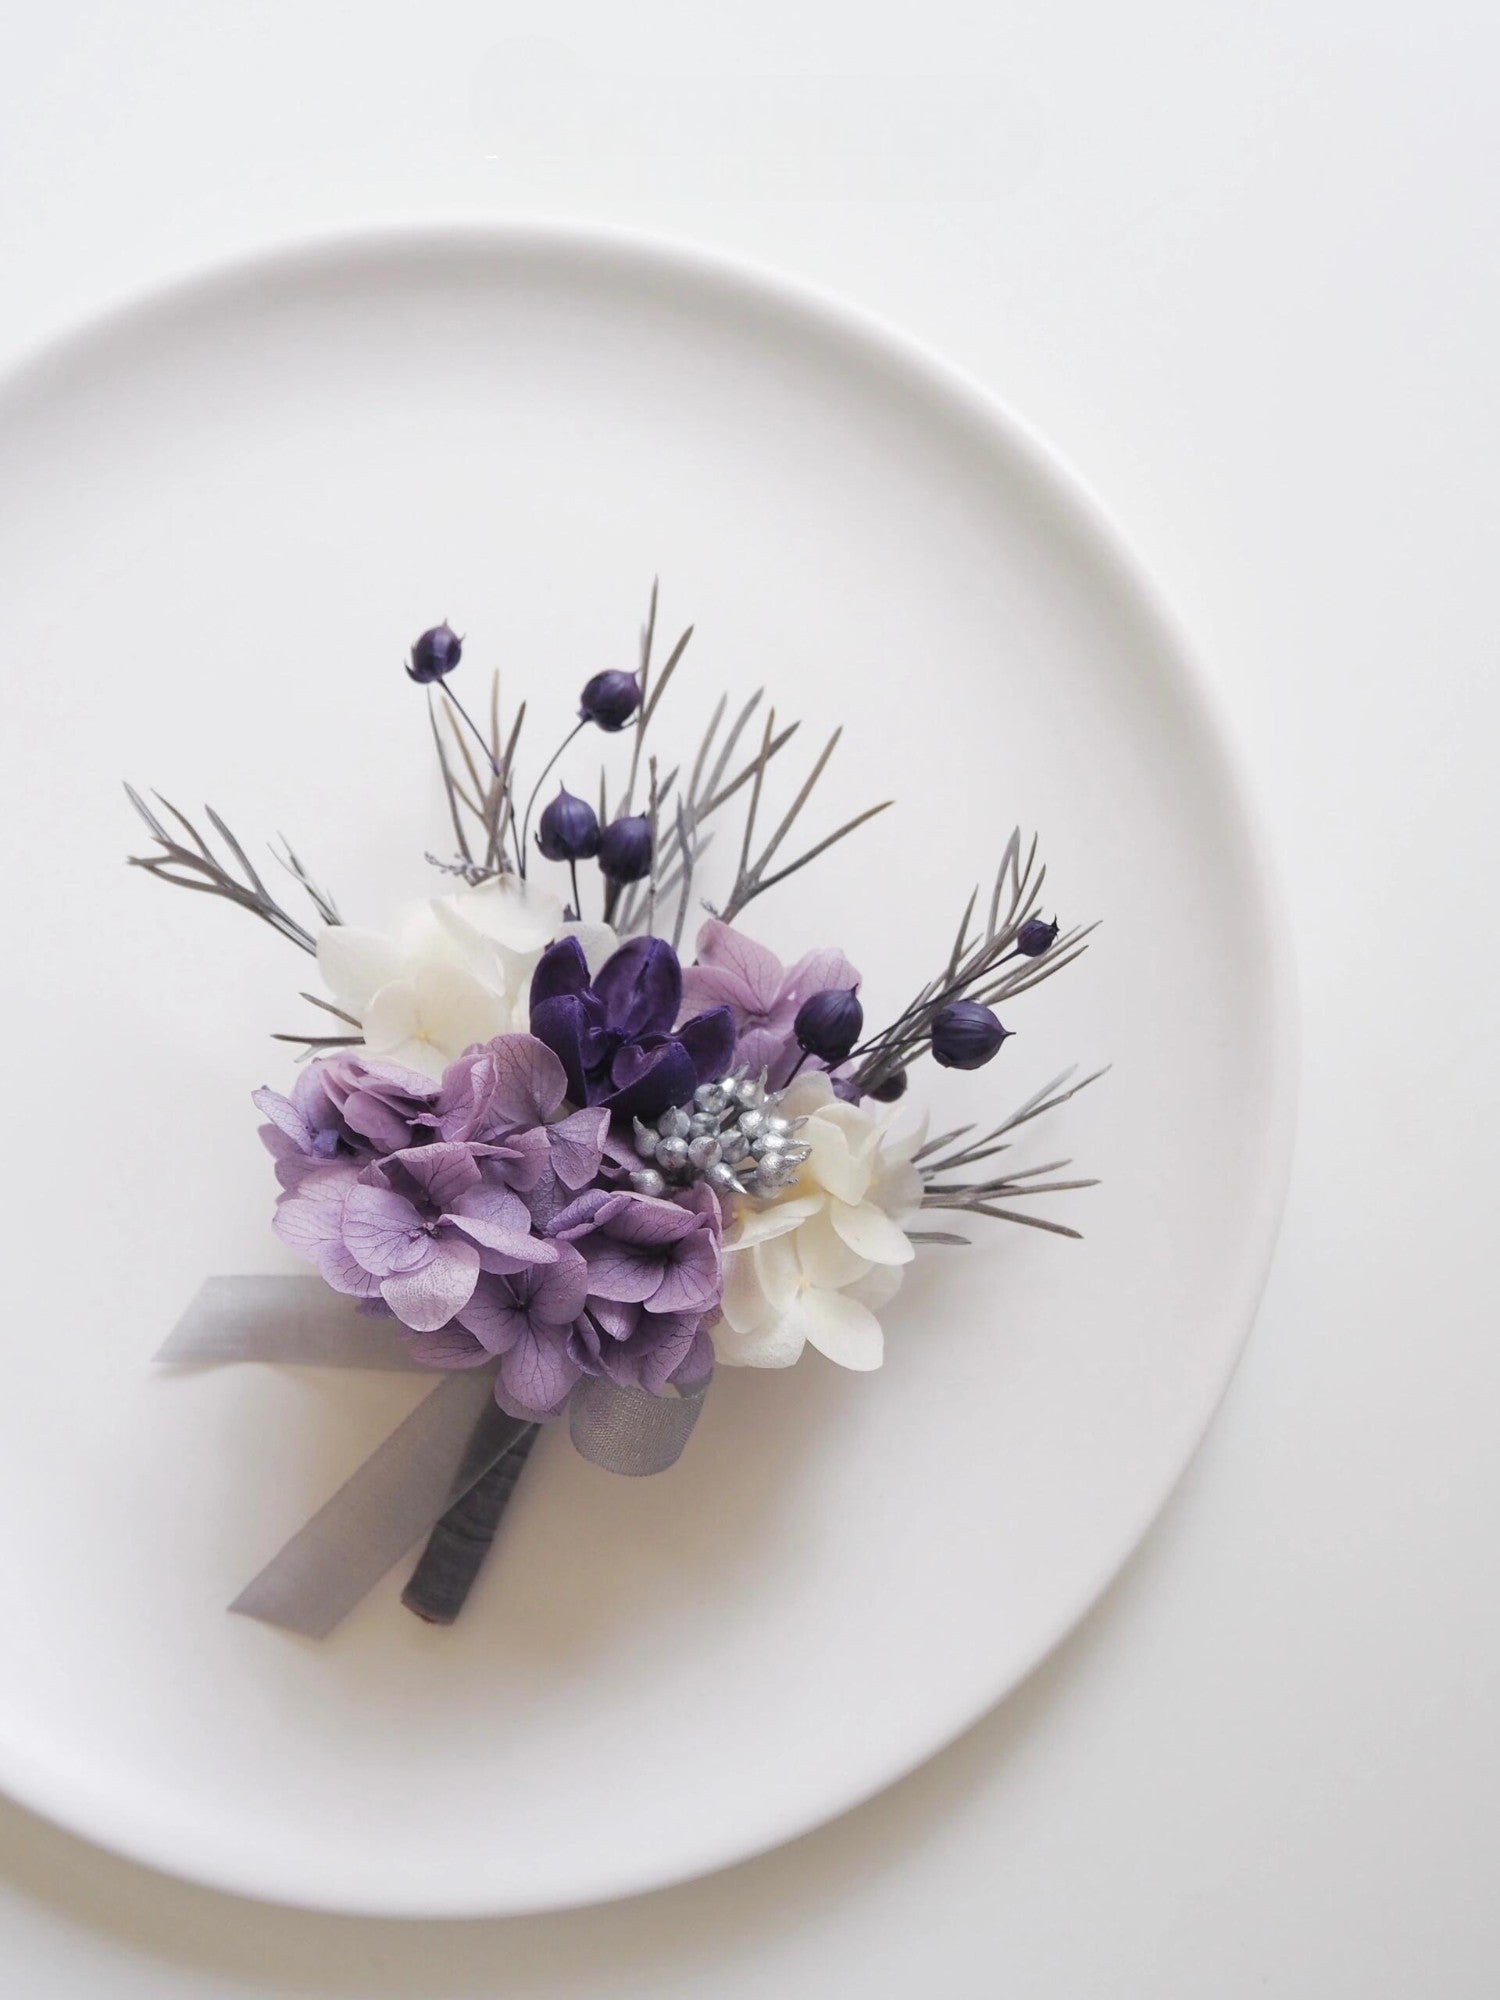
[0,216,1299,1916]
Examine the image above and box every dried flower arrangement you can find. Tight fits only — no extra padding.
[135,587,1102,1636]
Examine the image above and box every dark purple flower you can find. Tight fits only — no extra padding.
[1016,916,1060,957]
[406,623,463,684]
[536,786,601,862]
[794,986,863,1065]
[255,1052,438,1186]
[578,668,641,732]
[931,1000,1012,1070]
[274,1141,557,1334]
[679,919,860,1088]
[529,934,734,1120]
[598,813,653,884]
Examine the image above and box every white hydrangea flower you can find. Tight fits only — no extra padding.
[715,1071,927,1372]
[317,877,615,1079]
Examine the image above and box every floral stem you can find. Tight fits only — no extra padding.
[442,687,503,781]
[401,1409,539,1626]
[518,720,587,880]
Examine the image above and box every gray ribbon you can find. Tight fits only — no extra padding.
[159,1277,710,1637]
[569,1373,708,1475]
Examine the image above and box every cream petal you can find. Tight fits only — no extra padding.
[777,1071,836,1119]
[719,1251,774,1334]
[725,1194,824,1250]
[872,1157,925,1222]
[803,1116,871,1206]
[847,1262,906,1313]
[752,1233,803,1315]
[830,1198,915,1267]
[710,1310,809,1369]
[316,927,406,1014]
[795,1207,874,1291]
[795,1288,885,1371]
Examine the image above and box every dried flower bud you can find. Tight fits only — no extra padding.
[407,623,463,684]
[598,812,653,883]
[1016,916,1060,957]
[867,1067,908,1102]
[931,1000,1011,1070]
[578,669,641,732]
[794,986,863,1064]
[536,786,601,862]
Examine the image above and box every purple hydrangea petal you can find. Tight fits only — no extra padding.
[380,1234,482,1332]
[379,1141,483,1212]
[685,919,786,1015]
[443,1183,558,1264]
[313,1236,385,1299]
[547,1188,619,1239]
[403,1323,493,1368]
[577,1235,663,1304]
[785,944,862,1004]
[531,1241,591,1324]
[495,1326,582,1421]
[648,1228,722,1317]
[479,1125,552,1193]
[529,935,591,1009]
[530,993,597,1107]
[455,1276,529,1354]
[341,1184,431,1277]
[253,1084,316,1152]
[436,1034,568,1140]
[544,1107,610,1190]
[673,1323,716,1389]
[604,1035,697,1119]
[585,1297,640,1343]
[599,1193,698,1247]
[593,935,682,1039]
[675,1006,737,1086]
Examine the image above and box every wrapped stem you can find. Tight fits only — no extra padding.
[401,1407,539,1626]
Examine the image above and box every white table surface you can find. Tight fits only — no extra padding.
[1,4,1494,1993]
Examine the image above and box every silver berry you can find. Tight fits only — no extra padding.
[630,1167,668,1197]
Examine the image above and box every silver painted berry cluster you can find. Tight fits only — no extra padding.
[629,1070,812,1200]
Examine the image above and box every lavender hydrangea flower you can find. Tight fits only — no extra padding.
[678,919,860,1089]
[408,1243,594,1420]
[275,1141,557,1334]
[529,935,734,1120]
[547,1181,722,1395]
[254,1052,438,1187]
[435,1032,610,1225]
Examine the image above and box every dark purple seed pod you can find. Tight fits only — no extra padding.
[931,1000,1012,1070]
[867,1067,909,1103]
[579,669,642,732]
[536,786,601,862]
[407,623,463,684]
[1016,916,1060,957]
[794,986,864,1065]
[598,812,653,883]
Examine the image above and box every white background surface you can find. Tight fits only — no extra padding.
[0,2,1492,1994]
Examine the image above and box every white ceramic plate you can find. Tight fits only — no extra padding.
[0,224,1294,1915]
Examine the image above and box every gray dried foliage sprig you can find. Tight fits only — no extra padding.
[850,831,1097,1097]
[914,1066,1107,1238]
[428,672,525,882]
[125,785,341,955]
[612,685,799,938]
[712,708,894,926]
